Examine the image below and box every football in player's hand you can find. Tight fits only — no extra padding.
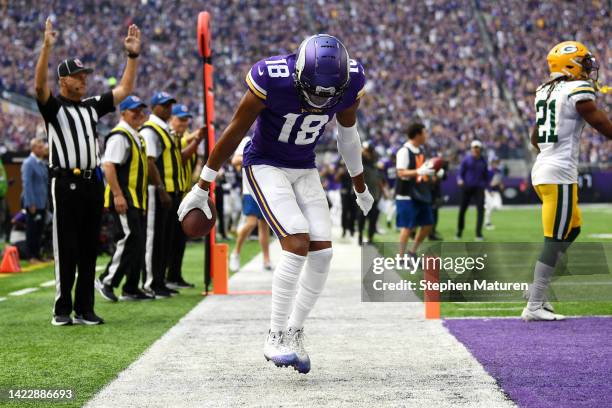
[181,198,217,238]
[429,157,445,171]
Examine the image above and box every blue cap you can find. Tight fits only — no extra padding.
[119,95,147,112]
[172,104,192,118]
[150,91,177,106]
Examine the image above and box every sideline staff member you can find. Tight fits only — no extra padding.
[456,140,489,241]
[395,123,437,257]
[141,92,180,298]
[34,17,141,326]
[97,96,153,302]
[166,104,201,289]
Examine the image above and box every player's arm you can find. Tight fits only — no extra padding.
[34,17,57,103]
[336,100,375,215]
[576,100,612,139]
[112,25,141,106]
[530,127,541,153]
[336,100,367,193]
[197,91,265,191]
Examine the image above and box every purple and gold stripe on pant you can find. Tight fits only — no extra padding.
[244,166,289,238]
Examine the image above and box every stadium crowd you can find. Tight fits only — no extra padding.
[0,0,610,164]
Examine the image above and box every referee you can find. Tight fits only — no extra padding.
[34,17,141,326]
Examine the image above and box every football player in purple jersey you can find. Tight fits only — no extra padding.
[178,35,372,373]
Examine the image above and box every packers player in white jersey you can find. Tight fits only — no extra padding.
[523,41,612,321]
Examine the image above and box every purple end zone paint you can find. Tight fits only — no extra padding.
[444,317,612,408]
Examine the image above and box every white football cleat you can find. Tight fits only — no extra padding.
[229,252,240,272]
[522,288,555,313]
[285,327,311,374]
[521,306,565,321]
[542,301,555,313]
[263,331,297,368]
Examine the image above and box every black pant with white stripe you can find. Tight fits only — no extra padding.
[145,190,180,292]
[100,208,146,293]
[52,175,104,316]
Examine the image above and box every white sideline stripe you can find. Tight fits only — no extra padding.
[40,280,56,287]
[456,307,524,311]
[86,231,513,408]
[553,281,612,286]
[0,297,6,302]
[9,287,39,296]
[588,233,612,239]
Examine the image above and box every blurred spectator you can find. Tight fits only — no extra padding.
[484,157,504,230]
[456,140,488,240]
[21,137,48,262]
[1,1,609,164]
[336,161,357,239]
[357,142,385,245]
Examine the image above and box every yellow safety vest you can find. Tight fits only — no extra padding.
[104,126,148,210]
[141,120,184,193]
[180,134,198,192]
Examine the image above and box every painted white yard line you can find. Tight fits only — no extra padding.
[456,307,524,311]
[0,297,6,302]
[9,287,39,296]
[95,265,106,272]
[40,280,56,287]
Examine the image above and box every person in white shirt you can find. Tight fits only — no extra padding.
[97,95,153,302]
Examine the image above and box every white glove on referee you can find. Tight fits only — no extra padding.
[177,184,212,221]
[355,185,375,216]
[417,162,436,177]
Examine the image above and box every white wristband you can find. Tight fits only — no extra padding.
[200,165,218,182]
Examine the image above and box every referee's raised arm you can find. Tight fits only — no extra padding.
[111,24,141,105]
[34,17,57,104]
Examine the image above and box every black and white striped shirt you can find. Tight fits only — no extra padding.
[37,92,115,170]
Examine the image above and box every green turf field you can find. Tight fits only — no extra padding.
[0,206,610,406]
[0,239,261,407]
[375,205,612,318]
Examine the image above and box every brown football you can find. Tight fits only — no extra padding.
[181,198,217,238]
[429,157,445,171]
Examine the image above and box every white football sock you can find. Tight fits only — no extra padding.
[270,250,306,332]
[288,248,333,330]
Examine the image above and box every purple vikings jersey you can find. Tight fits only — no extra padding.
[243,54,366,169]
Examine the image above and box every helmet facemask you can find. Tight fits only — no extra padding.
[293,34,351,111]
[580,54,599,82]
[294,74,349,110]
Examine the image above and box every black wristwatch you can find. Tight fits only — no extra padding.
[127,51,140,59]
